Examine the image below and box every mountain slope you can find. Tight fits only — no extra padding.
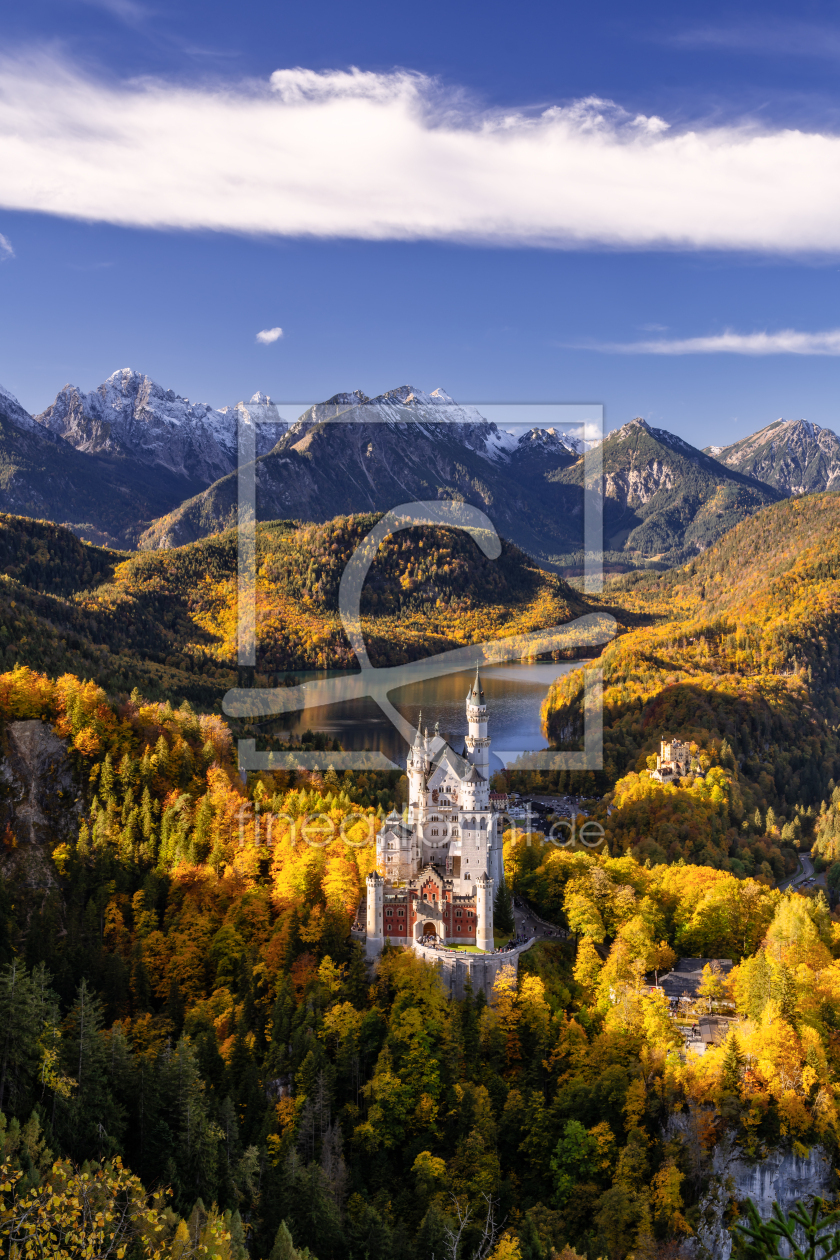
[705,418,840,495]
[553,417,782,565]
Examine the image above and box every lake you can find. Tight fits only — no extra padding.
[267,660,582,770]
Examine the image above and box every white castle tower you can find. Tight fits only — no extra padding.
[464,667,490,782]
[475,872,494,952]
[365,870,384,959]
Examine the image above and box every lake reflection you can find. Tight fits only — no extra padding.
[270,661,580,769]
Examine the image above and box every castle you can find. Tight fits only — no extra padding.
[365,667,503,957]
[650,738,701,782]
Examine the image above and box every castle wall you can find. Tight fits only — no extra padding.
[412,939,534,1000]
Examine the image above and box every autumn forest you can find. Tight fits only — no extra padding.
[3,493,840,1257]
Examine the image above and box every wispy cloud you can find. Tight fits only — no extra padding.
[670,22,840,62]
[4,58,840,251]
[568,329,840,355]
[0,233,14,261]
[73,0,151,25]
[256,326,283,344]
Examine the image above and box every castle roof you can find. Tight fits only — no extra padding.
[466,665,485,704]
[464,764,486,783]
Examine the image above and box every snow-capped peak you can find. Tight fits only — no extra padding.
[0,382,37,432]
[36,369,244,483]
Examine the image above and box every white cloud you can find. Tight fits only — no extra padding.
[4,57,840,250]
[570,328,840,355]
[256,326,283,344]
[0,233,14,260]
[669,22,840,61]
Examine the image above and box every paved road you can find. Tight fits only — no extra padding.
[779,852,816,892]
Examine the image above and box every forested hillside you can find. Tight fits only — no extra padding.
[2,666,840,1259]
[0,511,589,704]
[530,494,840,874]
[4,493,840,1257]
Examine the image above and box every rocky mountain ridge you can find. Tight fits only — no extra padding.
[0,374,816,570]
[137,396,779,571]
[550,415,782,564]
[135,385,587,560]
[705,416,840,496]
[35,369,288,483]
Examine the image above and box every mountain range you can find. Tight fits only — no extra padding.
[127,389,785,570]
[1,369,838,568]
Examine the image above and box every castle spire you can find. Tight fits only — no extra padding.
[467,664,485,704]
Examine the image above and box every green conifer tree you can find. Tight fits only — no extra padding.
[100,753,115,803]
[269,1221,299,1260]
[772,962,797,1024]
[747,950,772,1021]
[720,1030,745,1096]
[493,876,515,935]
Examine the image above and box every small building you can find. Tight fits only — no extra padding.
[658,957,733,1002]
[697,1016,729,1046]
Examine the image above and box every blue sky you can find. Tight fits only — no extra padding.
[2,0,840,447]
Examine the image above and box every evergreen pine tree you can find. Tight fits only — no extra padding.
[493,876,515,935]
[0,961,40,1116]
[192,796,213,863]
[343,945,368,1007]
[269,1220,299,1260]
[719,1030,745,1096]
[747,950,772,1021]
[140,786,154,841]
[100,753,115,803]
[772,961,797,1024]
[227,1209,248,1260]
[154,734,170,780]
[160,1036,220,1210]
[61,979,123,1160]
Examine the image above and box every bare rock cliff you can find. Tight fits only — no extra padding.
[0,720,82,901]
[691,1138,833,1258]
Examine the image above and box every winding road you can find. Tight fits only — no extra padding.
[779,852,816,892]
